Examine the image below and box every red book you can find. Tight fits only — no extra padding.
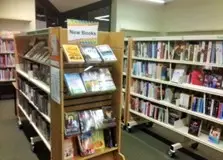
[190,69,204,86]
[217,103,222,118]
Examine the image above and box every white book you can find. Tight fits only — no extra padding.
[164,44,168,59]
[157,42,162,59]
[216,41,222,65]
[171,64,187,83]
[206,41,212,63]
[210,99,214,116]
[193,45,199,62]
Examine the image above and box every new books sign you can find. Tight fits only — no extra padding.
[67,19,99,44]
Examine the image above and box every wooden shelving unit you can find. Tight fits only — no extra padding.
[123,35,223,153]
[14,27,125,160]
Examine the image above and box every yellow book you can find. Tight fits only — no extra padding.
[92,130,105,150]
[63,44,85,63]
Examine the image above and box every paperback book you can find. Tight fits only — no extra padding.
[64,138,74,160]
[78,132,95,156]
[63,44,85,63]
[64,112,80,137]
[188,118,202,137]
[64,73,86,95]
[96,45,117,62]
[80,45,102,63]
[79,110,95,133]
[208,126,221,144]
[92,130,105,150]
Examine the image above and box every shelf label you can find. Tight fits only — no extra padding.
[67,19,99,44]
[51,67,60,104]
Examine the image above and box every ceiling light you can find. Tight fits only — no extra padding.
[146,0,165,4]
[94,15,110,21]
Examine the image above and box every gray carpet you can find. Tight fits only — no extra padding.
[0,100,198,160]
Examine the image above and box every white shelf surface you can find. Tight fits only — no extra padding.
[18,104,51,151]
[130,109,223,153]
[19,90,50,123]
[130,92,223,125]
[16,68,50,94]
[123,55,128,59]
[0,79,15,82]
[122,88,126,93]
[132,56,223,68]
[123,72,126,76]
[131,75,223,97]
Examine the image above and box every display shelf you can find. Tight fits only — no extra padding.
[18,89,50,123]
[18,104,51,151]
[16,67,50,94]
[131,92,223,125]
[130,109,223,153]
[131,75,223,97]
[21,55,50,67]
[75,147,118,160]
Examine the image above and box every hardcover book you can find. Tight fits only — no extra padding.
[80,45,102,63]
[79,110,95,133]
[64,73,86,95]
[64,112,80,137]
[64,138,74,160]
[63,44,85,63]
[78,132,95,156]
[188,118,202,136]
[96,45,117,62]
[208,126,221,144]
[190,69,204,86]
[92,130,105,150]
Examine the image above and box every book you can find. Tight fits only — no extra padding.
[64,138,74,160]
[188,118,202,136]
[97,68,116,91]
[64,112,80,137]
[63,44,85,63]
[171,65,187,83]
[208,126,221,144]
[104,128,117,148]
[78,132,95,156]
[96,45,117,62]
[91,109,104,129]
[92,130,105,150]
[64,73,86,95]
[102,106,116,128]
[79,110,95,133]
[80,45,102,63]
[190,69,204,86]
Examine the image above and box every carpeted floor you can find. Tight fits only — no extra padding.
[0,100,199,160]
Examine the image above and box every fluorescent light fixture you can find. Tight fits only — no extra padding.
[84,66,93,72]
[146,0,166,3]
[95,15,110,22]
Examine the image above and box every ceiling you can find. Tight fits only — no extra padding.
[49,0,101,12]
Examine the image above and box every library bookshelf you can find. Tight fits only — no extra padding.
[14,27,125,160]
[123,35,223,153]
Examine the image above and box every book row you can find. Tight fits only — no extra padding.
[132,61,169,81]
[133,41,223,65]
[22,60,50,85]
[64,68,116,96]
[131,78,223,120]
[64,128,116,159]
[132,61,223,90]
[19,94,50,142]
[0,69,15,80]
[63,44,116,63]
[131,96,222,144]
[65,106,116,137]
[0,54,15,67]
[24,40,50,64]
[18,77,50,117]
[0,39,14,53]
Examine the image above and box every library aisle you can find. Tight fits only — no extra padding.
[0,100,197,160]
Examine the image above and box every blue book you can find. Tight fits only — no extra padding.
[192,97,197,111]
[199,99,204,113]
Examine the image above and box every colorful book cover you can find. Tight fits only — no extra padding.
[80,45,102,63]
[208,126,221,144]
[63,44,85,63]
[92,130,105,150]
[96,45,117,62]
[188,118,202,136]
[97,68,116,91]
[102,106,116,128]
[78,132,95,156]
[91,109,104,129]
[190,69,204,86]
[64,138,74,160]
[79,111,95,133]
[64,73,86,95]
[81,71,100,92]
[64,112,80,137]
